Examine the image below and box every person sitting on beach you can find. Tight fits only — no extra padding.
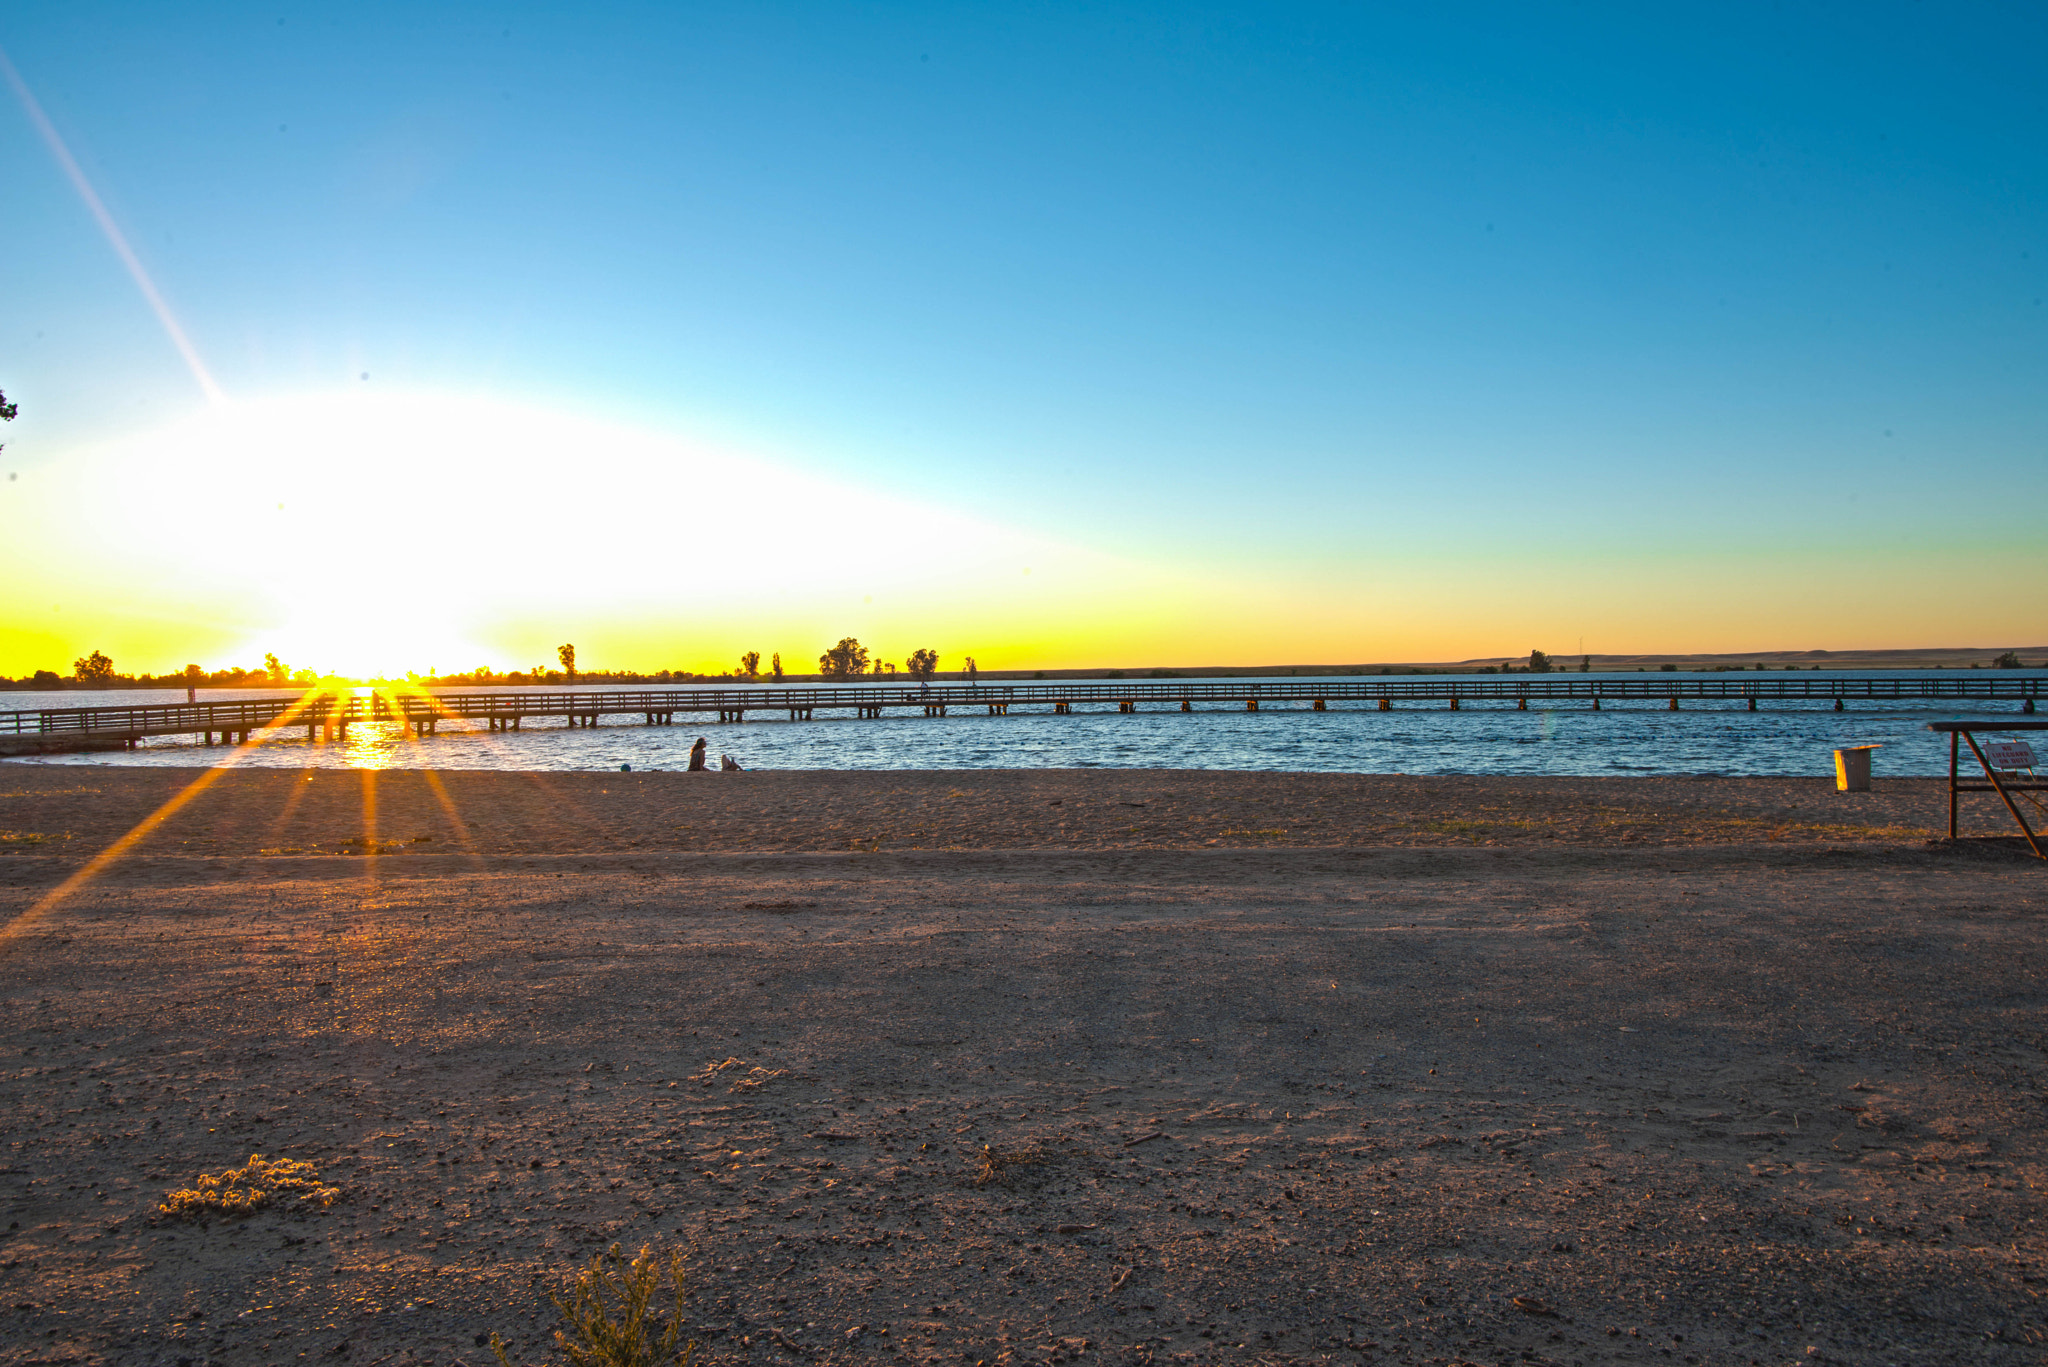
[720,753,744,771]
[688,737,709,771]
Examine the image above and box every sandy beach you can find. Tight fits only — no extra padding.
[1,766,2044,1366]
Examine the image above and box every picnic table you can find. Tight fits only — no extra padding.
[1927,719,2048,860]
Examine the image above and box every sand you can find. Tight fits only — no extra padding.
[0,766,2044,1367]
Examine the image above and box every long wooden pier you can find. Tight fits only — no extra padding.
[0,675,2041,755]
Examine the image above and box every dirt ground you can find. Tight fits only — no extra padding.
[0,767,2045,1367]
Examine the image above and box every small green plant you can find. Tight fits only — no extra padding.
[493,1244,693,1367]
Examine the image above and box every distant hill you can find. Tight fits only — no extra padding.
[969,646,2048,680]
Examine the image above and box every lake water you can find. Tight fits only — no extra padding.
[3,674,2036,777]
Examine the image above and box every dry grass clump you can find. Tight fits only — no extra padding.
[491,1243,693,1367]
[974,1141,1052,1188]
[158,1153,338,1218]
[689,1057,788,1093]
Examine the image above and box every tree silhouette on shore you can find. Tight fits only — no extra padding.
[819,638,869,679]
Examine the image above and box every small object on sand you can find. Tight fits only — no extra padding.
[1056,1223,1097,1235]
[619,763,631,772]
[1512,1295,1557,1317]
[1123,1131,1164,1147]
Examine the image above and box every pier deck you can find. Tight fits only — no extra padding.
[1,675,2041,755]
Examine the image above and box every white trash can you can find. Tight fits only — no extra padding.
[1834,744,1880,792]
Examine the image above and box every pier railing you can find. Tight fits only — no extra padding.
[1,674,2040,750]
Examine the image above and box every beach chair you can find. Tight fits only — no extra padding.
[1932,721,2048,859]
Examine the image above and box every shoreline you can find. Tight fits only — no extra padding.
[0,768,1982,864]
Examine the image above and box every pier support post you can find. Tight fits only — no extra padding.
[1054,701,1070,714]
[1591,698,1600,711]
[1378,698,1391,711]
[2029,699,2038,714]
[1668,697,1680,711]
[1834,698,1844,712]
[1246,699,1259,711]
[1119,701,1135,713]
[1517,697,1527,711]
[1449,698,1459,711]
[1312,699,1326,710]
[1748,697,1757,711]
[1181,700,1192,712]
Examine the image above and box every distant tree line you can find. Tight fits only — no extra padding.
[10,637,2040,694]
[0,652,318,691]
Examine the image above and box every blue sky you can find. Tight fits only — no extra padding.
[1,3,2043,671]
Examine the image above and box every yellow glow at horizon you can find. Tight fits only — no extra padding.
[5,390,1248,677]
